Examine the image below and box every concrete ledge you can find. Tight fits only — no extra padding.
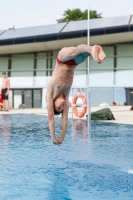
[0,106,133,125]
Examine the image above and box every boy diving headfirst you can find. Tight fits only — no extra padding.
[46,45,106,144]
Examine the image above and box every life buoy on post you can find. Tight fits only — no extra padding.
[73,92,87,118]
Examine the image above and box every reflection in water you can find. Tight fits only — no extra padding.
[72,119,88,146]
[0,115,10,144]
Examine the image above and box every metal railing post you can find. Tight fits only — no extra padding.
[87,0,91,133]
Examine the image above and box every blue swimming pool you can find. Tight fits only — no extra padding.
[0,114,133,200]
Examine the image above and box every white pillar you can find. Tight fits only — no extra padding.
[42,87,47,108]
[87,0,91,131]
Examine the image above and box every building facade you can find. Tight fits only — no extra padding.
[0,15,133,108]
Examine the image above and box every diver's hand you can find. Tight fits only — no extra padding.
[53,137,64,145]
[53,138,59,145]
[58,137,64,144]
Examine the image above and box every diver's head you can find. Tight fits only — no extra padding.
[54,95,65,115]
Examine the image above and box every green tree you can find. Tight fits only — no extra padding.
[57,9,102,23]
[90,10,102,19]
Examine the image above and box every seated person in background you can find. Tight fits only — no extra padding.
[112,102,116,106]
[130,105,133,111]
[112,102,120,106]
[18,104,25,109]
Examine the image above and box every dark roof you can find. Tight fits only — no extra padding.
[0,30,6,36]
[0,23,66,40]
[0,15,133,45]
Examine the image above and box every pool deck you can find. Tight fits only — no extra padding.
[1,106,133,125]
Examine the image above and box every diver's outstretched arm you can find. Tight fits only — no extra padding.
[55,97,69,145]
[61,97,69,141]
[46,92,56,142]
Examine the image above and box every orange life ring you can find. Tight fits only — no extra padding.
[73,92,87,118]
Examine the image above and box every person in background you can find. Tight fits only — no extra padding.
[111,102,120,106]
[1,72,10,111]
[130,105,133,111]
[112,102,117,106]
[0,88,3,111]
[18,104,25,109]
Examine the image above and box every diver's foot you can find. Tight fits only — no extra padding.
[98,46,106,62]
[91,45,101,63]
[91,45,106,63]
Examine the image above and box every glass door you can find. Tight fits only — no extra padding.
[24,90,32,108]
[33,89,42,108]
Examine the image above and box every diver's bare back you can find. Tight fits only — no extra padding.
[47,62,75,99]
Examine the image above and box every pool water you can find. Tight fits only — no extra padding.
[0,114,133,200]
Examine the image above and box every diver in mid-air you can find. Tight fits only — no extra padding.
[46,45,106,145]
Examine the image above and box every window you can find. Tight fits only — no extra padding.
[36,53,47,76]
[11,54,34,77]
[46,52,53,76]
[117,45,133,69]
[90,70,114,86]
[0,56,8,74]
